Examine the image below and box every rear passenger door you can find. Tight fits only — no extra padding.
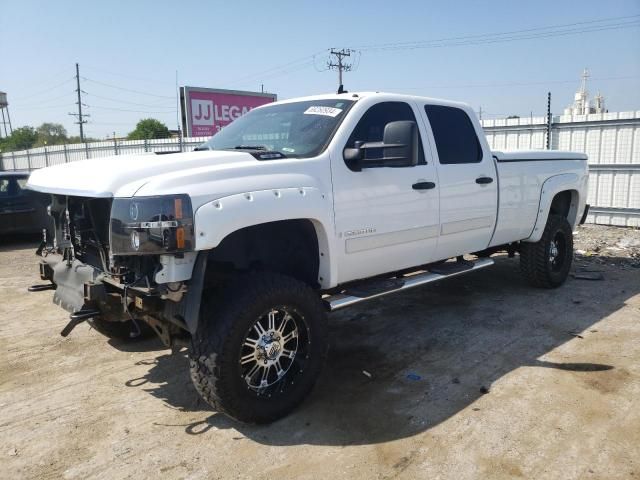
[421,104,497,260]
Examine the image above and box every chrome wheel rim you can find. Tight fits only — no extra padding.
[240,308,304,392]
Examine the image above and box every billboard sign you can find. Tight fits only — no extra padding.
[180,86,277,137]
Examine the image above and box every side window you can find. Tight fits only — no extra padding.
[0,179,9,196]
[424,105,482,164]
[346,102,424,165]
[14,178,28,196]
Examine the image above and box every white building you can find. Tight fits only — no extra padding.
[563,68,606,116]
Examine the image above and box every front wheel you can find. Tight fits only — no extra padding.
[189,272,328,424]
[520,214,573,288]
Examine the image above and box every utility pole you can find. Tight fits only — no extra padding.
[327,48,353,94]
[69,63,89,142]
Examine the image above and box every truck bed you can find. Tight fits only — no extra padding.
[489,150,589,247]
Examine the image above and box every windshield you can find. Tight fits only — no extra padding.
[197,99,355,158]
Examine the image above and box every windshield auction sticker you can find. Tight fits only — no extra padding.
[304,106,343,117]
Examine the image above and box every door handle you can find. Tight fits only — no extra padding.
[412,181,436,190]
[475,176,493,184]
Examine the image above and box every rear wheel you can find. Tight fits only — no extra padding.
[189,272,328,424]
[520,214,573,288]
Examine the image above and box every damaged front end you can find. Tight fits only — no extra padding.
[32,193,198,347]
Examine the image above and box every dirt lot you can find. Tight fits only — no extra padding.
[1,226,639,480]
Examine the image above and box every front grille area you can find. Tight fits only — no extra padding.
[68,197,112,271]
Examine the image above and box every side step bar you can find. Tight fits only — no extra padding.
[323,258,494,311]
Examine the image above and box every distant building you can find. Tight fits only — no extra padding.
[563,68,607,116]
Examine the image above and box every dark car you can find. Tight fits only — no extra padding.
[0,171,49,235]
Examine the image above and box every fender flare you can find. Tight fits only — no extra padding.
[193,187,335,286]
[524,173,580,243]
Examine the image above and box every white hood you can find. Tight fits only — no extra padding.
[27,150,255,198]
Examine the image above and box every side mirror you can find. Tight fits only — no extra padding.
[344,120,419,171]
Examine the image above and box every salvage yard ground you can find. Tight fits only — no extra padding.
[1,225,639,479]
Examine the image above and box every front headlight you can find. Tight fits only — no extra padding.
[110,194,195,255]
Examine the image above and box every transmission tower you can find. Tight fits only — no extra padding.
[327,48,353,94]
[0,91,12,138]
[68,63,89,142]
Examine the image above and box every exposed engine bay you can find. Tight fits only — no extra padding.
[36,194,196,346]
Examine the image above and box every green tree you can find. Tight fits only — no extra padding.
[127,118,169,140]
[35,122,68,146]
[67,135,99,144]
[0,126,38,152]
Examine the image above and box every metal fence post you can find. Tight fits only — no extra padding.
[44,146,49,167]
[12,151,16,171]
[144,139,149,152]
[63,144,69,163]
[546,92,552,150]
[26,149,32,170]
[114,138,118,155]
[84,142,89,159]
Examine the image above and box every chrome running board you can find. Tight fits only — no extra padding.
[323,258,494,311]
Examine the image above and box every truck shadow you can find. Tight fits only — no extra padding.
[127,255,637,446]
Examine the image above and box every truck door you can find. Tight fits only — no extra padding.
[331,101,440,283]
[420,104,498,260]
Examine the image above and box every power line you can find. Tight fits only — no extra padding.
[364,21,640,52]
[16,103,76,110]
[381,74,640,91]
[87,104,175,114]
[11,77,75,102]
[81,77,175,99]
[13,92,77,107]
[247,58,318,85]
[226,50,326,86]
[82,65,174,87]
[84,92,174,108]
[354,14,640,51]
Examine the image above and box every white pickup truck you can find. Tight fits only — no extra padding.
[27,92,589,423]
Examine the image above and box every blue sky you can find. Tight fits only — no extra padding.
[1,0,639,138]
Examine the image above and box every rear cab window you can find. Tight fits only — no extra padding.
[424,105,482,164]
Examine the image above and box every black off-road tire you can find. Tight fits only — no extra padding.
[189,272,328,424]
[520,214,573,288]
[87,317,154,341]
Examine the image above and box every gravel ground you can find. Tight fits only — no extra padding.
[574,225,640,263]
[1,225,639,480]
